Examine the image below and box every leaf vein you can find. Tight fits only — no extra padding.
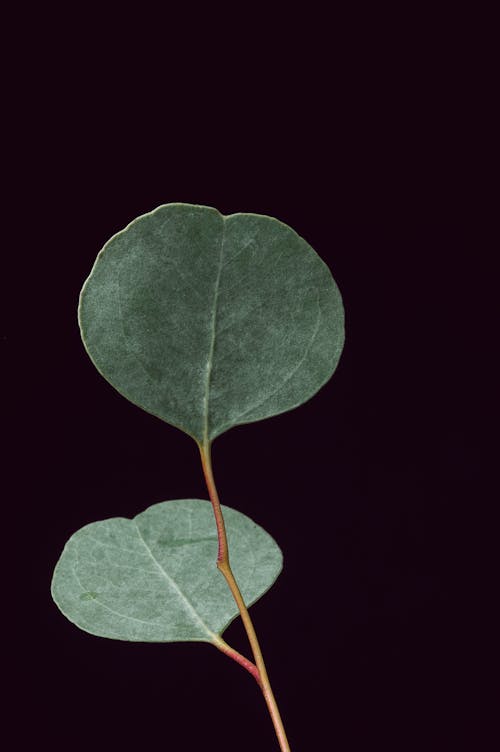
[132,520,215,639]
[71,557,159,630]
[203,218,226,442]
[229,290,322,426]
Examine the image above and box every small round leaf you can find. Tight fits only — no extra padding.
[51,499,283,643]
[79,203,344,442]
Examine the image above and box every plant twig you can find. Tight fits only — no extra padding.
[199,441,291,752]
[212,635,261,684]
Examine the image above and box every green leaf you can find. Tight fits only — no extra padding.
[51,499,282,643]
[79,203,344,442]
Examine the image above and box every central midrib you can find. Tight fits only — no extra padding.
[202,218,226,443]
[133,520,216,639]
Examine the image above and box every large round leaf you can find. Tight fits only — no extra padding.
[51,499,282,642]
[79,203,344,442]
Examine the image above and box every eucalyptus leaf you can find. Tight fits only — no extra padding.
[79,203,344,442]
[51,499,282,643]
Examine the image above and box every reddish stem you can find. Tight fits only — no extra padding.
[199,440,291,752]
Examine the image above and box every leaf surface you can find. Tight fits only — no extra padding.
[51,499,282,643]
[79,203,344,441]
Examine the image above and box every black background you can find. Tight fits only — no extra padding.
[7,10,490,752]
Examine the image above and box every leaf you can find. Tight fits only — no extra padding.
[79,203,344,442]
[51,499,282,643]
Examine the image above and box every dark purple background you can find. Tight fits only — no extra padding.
[8,18,488,751]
